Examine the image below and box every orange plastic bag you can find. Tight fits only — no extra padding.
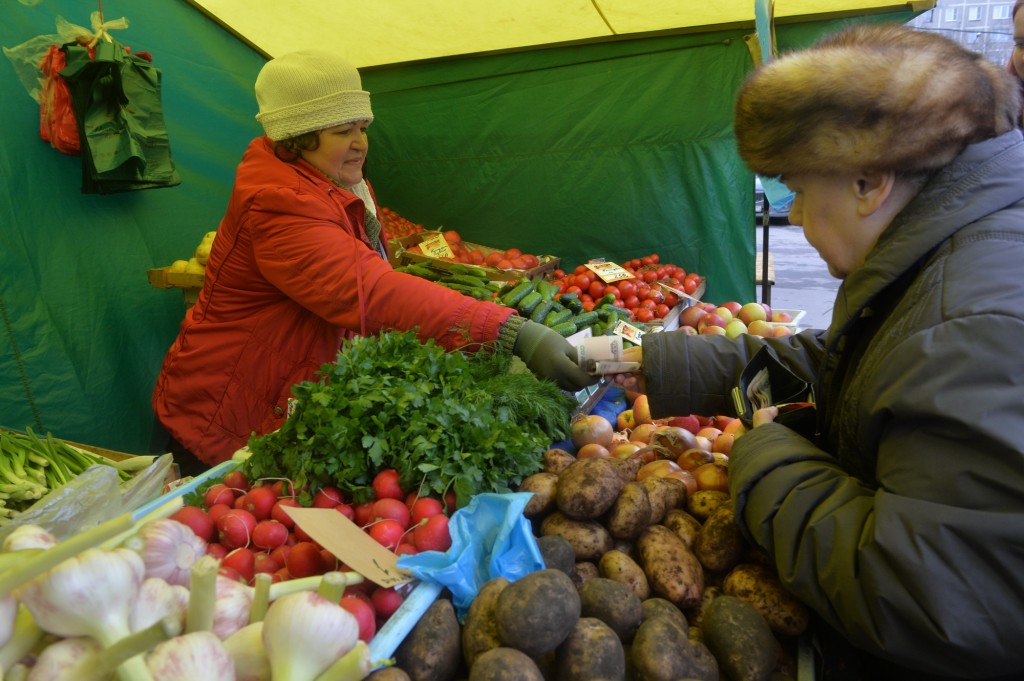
[38,43,80,156]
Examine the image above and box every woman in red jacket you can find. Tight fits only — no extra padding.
[153,50,592,472]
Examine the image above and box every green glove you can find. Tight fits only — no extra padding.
[513,320,596,392]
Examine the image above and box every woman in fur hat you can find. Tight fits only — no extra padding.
[152,50,594,471]
[613,23,1024,681]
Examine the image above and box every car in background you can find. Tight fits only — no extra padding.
[754,177,791,223]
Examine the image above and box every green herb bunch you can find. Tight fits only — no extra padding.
[243,330,575,508]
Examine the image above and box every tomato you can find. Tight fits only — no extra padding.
[635,308,655,323]
[655,304,671,318]
[522,254,539,268]
[503,247,522,260]
[574,264,589,275]
[442,230,461,246]
[496,259,514,270]
[603,285,620,299]
[575,274,592,290]
[510,257,528,269]
[641,255,657,266]
[565,285,583,295]
[485,252,504,267]
[642,270,659,283]
[623,295,640,310]
[664,292,680,307]
[587,280,606,298]
[618,280,636,298]
[683,279,699,295]
[553,269,566,278]
[469,250,485,264]
[647,289,665,305]
[581,300,596,312]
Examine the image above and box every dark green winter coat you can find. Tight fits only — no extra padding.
[643,131,1024,681]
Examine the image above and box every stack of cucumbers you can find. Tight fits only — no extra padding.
[497,278,630,337]
[394,262,505,300]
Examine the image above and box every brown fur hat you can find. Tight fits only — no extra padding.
[734,23,1022,177]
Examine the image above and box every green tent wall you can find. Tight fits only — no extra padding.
[1,1,920,453]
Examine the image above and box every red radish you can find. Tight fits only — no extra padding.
[341,595,377,642]
[312,486,344,508]
[170,505,216,543]
[221,469,250,493]
[204,483,236,508]
[217,509,257,550]
[372,469,404,500]
[273,567,291,583]
[205,542,228,560]
[286,541,324,578]
[367,519,405,551]
[371,586,405,621]
[270,498,301,528]
[335,503,355,521]
[251,520,289,550]
[233,495,247,509]
[221,547,256,583]
[269,544,291,567]
[207,503,233,525]
[219,566,246,583]
[354,502,375,527]
[372,498,411,530]
[270,479,297,499]
[292,523,314,543]
[243,486,278,521]
[395,543,418,557]
[413,514,452,553]
[410,497,444,526]
[253,553,280,575]
[320,549,339,571]
[444,490,457,514]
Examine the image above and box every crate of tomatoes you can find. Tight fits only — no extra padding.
[388,229,560,282]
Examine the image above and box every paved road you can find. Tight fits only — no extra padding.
[755,223,839,331]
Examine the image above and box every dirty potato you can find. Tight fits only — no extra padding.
[636,524,705,609]
[554,617,626,681]
[556,457,626,520]
[694,504,744,573]
[605,481,652,540]
[578,577,644,643]
[598,549,651,601]
[495,569,581,658]
[723,563,810,637]
[540,511,614,562]
[518,472,559,519]
[662,508,703,550]
[462,577,510,669]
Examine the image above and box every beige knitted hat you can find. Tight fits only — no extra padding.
[255,50,373,141]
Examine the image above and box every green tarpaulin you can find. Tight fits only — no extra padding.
[1,1,921,453]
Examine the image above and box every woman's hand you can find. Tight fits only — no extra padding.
[752,406,778,428]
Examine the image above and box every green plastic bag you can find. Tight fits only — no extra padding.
[59,38,180,194]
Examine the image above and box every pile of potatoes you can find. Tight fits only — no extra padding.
[369,447,811,681]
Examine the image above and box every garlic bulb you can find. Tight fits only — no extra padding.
[223,622,271,681]
[130,579,189,634]
[2,525,57,552]
[0,594,17,648]
[132,519,206,587]
[147,631,234,681]
[262,591,359,681]
[212,575,253,640]
[25,637,101,681]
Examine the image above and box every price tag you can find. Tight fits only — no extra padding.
[585,261,635,284]
[283,507,415,588]
[613,319,645,345]
[418,232,455,260]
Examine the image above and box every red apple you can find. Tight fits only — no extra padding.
[722,418,749,437]
[632,394,652,425]
[666,415,701,434]
[714,307,734,322]
[616,409,636,432]
[774,326,794,337]
[772,311,795,323]
[747,319,774,337]
[720,301,742,315]
[678,305,708,329]
[699,325,727,335]
[738,302,767,325]
[698,313,726,330]
[680,325,698,336]
[629,423,658,444]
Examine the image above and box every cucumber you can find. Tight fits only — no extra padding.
[448,263,490,279]
[544,308,573,327]
[443,274,492,288]
[570,311,600,329]
[549,321,578,337]
[501,280,534,307]
[529,301,556,323]
[517,290,543,315]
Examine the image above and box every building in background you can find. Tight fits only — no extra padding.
[907,0,1015,66]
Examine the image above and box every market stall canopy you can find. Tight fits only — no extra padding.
[187,0,936,66]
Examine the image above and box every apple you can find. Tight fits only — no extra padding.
[680,325,698,336]
[699,325,727,335]
[577,443,611,459]
[713,415,736,430]
[720,301,742,316]
[700,302,719,314]
[738,302,767,325]
[722,418,749,437]
[772,311,794,323]
[747,319,774,337]
[724,319,748,339]
[694,435,713,451]
[714,306,734,322]
[761,303,773,319]
[698,313,726,330]
[712,432,735,455]
[666,415,700,434]
[697,426,723,442]
[774,326,794,337]
[616,409,636,431]
[679,305,708,329]
[632,394,652,424]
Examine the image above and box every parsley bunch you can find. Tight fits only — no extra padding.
[243,330,575,507]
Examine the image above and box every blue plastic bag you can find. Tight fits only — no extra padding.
[396,492,544,618]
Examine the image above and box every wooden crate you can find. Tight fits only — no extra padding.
[388,232,561,281]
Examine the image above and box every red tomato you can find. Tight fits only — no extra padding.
[635,308,655,323]
[683,279,699,295]
[510,257,528,269]
[552,269,566,278]
[642,270,659,283]
[442,230,461,246]
[582,300,596,312]
[496,259,514,270]
[503,248,522,260]
[647,289,665,305]
[522,254,539,268]
[603,285,621,300]
[618,280,636,298]
[574,264,589,275]
[587,280,606,298]
[655,304,671,318]
[623,295,640,310]
[640,299,657,311]
[664,292,680,307]
[575,274,592,290]
[565,285,583,295]
[484,252,504,267]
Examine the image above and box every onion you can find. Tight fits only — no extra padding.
[571,414,614,449]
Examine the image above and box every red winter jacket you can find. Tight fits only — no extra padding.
[153,136,515,465]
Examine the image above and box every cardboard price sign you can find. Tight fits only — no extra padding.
[585,261,635,284]
[418,232,455,259]
[283,506,415,588]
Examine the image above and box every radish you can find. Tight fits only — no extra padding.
[413,514,452,552]
[207,502,233,525]
[243,485,278,521]
[335,503,356,521]
[312,486,345,508]
[410,497,444,526]
[371,469,403,500]
[371,498,411,530]
[286,542,324,578]
[170,505,216,543]
[370,586,405,621]
[251,519,289,550]
[221,469,251,493]
[340,595,377,642]
[270,497,301,528]
[216,509,257,550]
[204,483,236,508]
[367,520,404,551]
[221,547,256,584]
